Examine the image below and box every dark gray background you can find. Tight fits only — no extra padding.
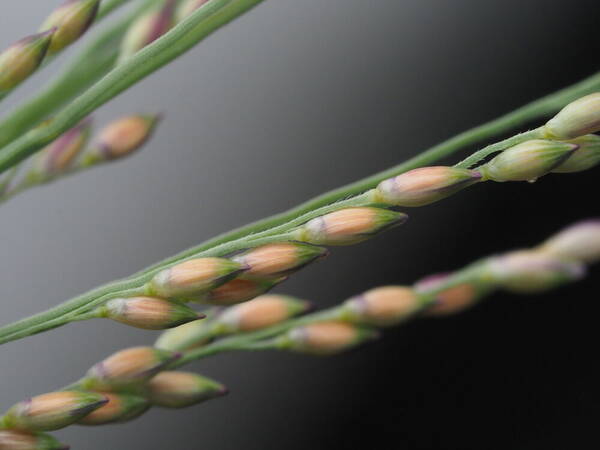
[1,1,599,449]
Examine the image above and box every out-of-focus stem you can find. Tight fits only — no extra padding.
[0,0,159,149]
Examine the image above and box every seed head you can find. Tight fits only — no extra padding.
[32,119,92,177]
[149,257,246,299]
[102,296,203,330]
[0,30,56,93]
[119,0,177,62]
[414,273,481,316]
[294,207,407,246]
[216,294,311,333]
[544,93,600,139]
[487,250,586,294]
[87,114,161,162]
[280,321,379,356]
[537,219,600,264]
[0,430,68,450]
[2,391,107,432]
[342,286,421,326]
[373,166,482,207]
[480,139,578,182]
[177,0,211,21]
[551,134,600,173]
[148,371,227,408]
[194,276,286,305]
[84,347,181,389]
[40,0,100,53]
[77,393,149,426]
[232,242,328,278]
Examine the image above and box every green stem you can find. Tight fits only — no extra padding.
[0,0,267,173]
[136,71,600,274]
[0,0,159,149]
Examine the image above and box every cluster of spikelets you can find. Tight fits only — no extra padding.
[0,114,161,202]
[0,0,211,96]
[2,217,600,449]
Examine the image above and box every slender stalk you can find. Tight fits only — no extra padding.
[0,0,160,149]
[137,71,600,275]
[0,0,267,174]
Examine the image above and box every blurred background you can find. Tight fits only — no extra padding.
[1,0,599,449]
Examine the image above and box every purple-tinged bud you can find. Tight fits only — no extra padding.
[537,219,600,264]
[40,0,100,53]
[232,242,328,278]
[342,286,421,326]
[479,139,578,182]
[32,119,92,177]
[177,0,211,21]
[279,321,379,356]
[544,93,600,139]
[1,392,107,432]
[148,371,227,408]
[149,258,246,299]
[0,430,69,450]
[101,296,204,330]
[119,0,177,62]
[215,295,311,333]
[77,393,149,425]
[293,207,407,246]
[551,135,600,173]
[86,114,161,163]
[373,166,482,207]
[0,30,56,93]
[486,250,586,294]
[193,276,287,305]
[414,273,482,316]
[83,347,181,389]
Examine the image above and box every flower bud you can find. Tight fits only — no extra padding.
[154,319,212,352]
[480,140,578,182]
[40,0,100,53]
[215,295,311,333]
[2,392,107,432]
[279,321,379,355]
[0,430,68,450]
[84,347,181,389]
[119,0,177,62]
[177,0,211,21]
[149,258,246,299]
[148,371,227,408]
[32,119,92,178]
[293,207,407,246]
[101,296,203,330]
[86,114,161,162]
[77,393,149,425]
[487,250,585,294]
[551,135,600,173]
[194,276,286,305]
[537,219,600,264]
[373,166,482,207]
[544,93,600,139]
[414,273,482,316]
[0,30,55,93]
[232,242,328,278]
[342,286,421,326]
